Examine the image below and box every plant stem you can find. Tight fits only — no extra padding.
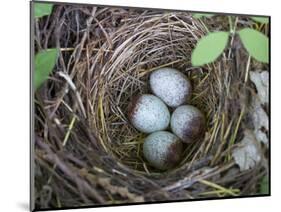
[228,16,234,33]
[228,17,238,59]
[230,17,238,44]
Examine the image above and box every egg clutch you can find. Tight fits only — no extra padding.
[128,67,205,170]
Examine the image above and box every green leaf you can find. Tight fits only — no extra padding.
[34,48,58,90]
[259,175,269,194]
[191,31,229,66]
[34,3,53,18]
[238,28,269,63]
[250,16,269,24]
[193,13,214,19]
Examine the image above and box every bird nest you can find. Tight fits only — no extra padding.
[34,5,269,210]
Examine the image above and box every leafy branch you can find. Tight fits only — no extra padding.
[191,14,269,66]
[34,49,59,90]
[34,3,58,91]
[34,3,54,18]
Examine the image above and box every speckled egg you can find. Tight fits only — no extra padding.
[170,105,205,143]
[149,67,192,108]
[128,94,170,133]
[143,131,183,170]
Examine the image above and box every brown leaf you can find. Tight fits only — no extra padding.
[232,130,262,171]
[250,97,269,146]
[249,71,269,105]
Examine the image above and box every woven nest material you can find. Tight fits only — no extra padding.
[34,5,269,209]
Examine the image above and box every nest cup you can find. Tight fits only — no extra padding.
[81,12,210,173]
[35,7,265,207]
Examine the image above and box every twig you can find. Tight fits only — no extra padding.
[244,55,251,83]
[58,71,87,118]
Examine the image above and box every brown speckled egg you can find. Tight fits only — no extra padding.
[149,67,192,108]
[170,105,205,143]
[143,131,183,170]
[128,94,170,133]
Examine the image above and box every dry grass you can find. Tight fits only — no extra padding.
[34,4,269,210]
